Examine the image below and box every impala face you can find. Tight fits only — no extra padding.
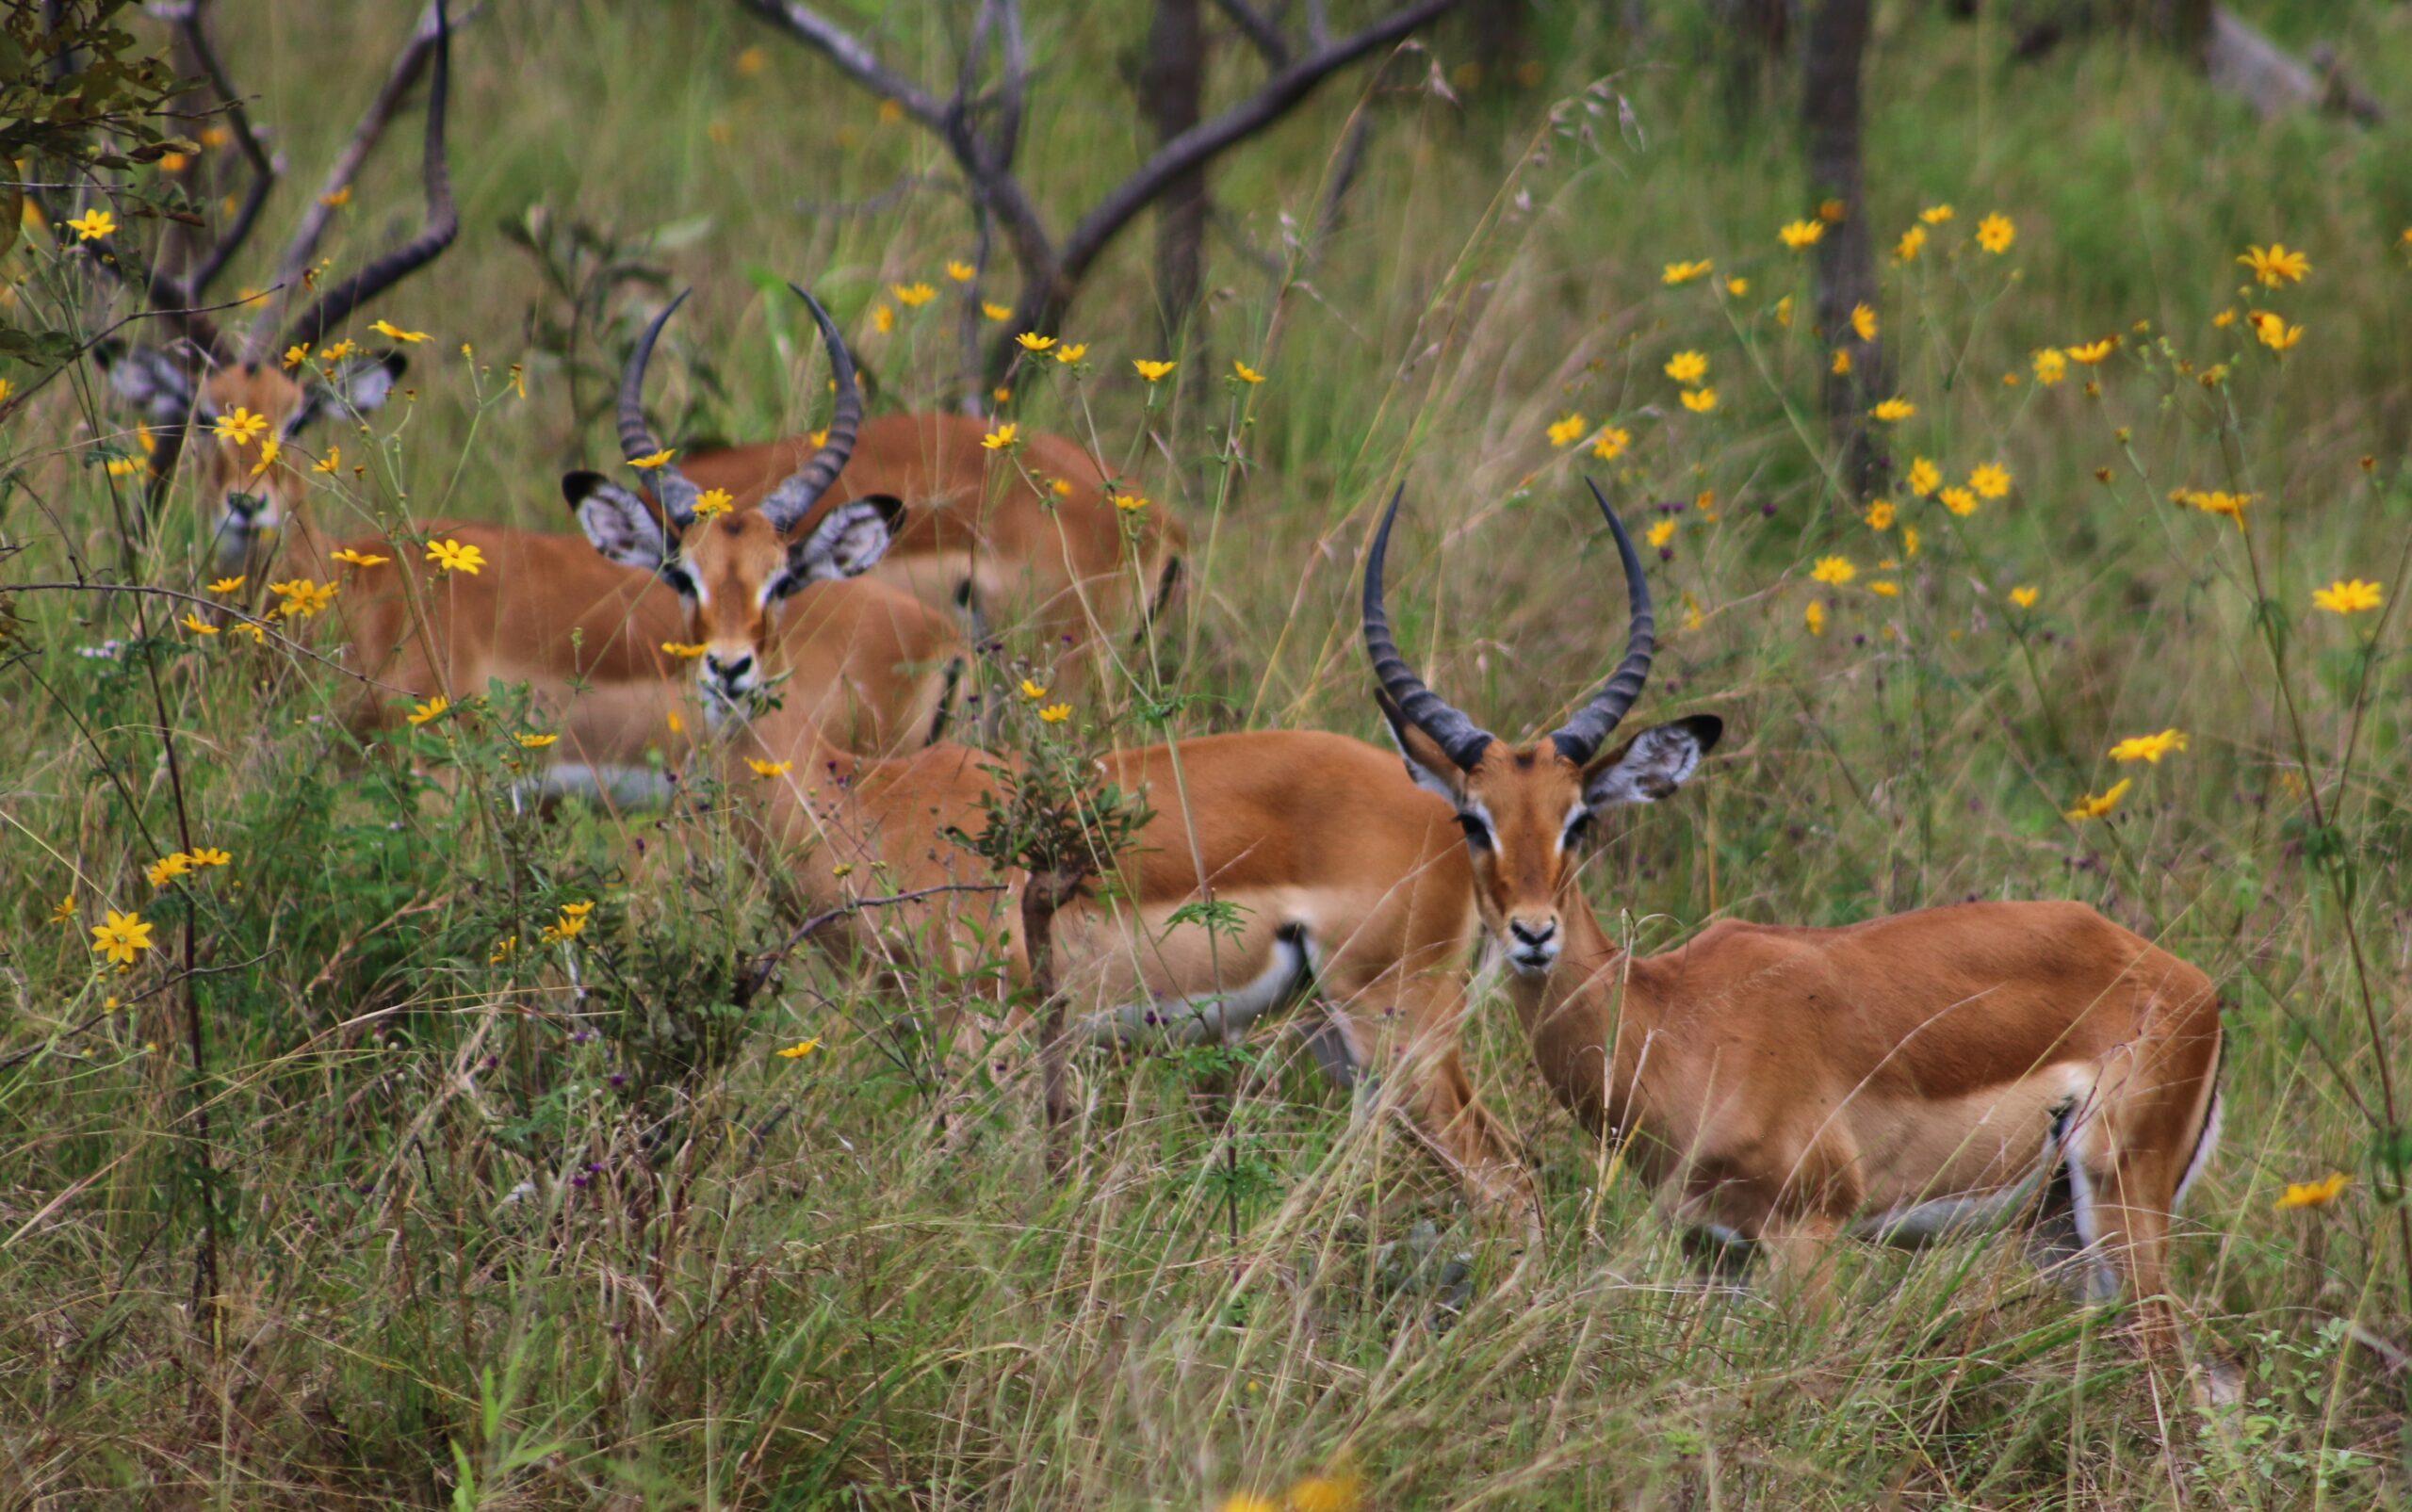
[101,349,402,573]
[1385,713,1719,976]
[1364,480,1719,978]
[573,278,877,720]
[567,473,903,714]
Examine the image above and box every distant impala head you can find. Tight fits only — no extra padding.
[1363,480,1722,976]
[564,285,903,715]
[93,0,458,575]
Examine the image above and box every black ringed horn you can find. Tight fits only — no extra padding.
[617,288,703,528]
[1549,477,1656,765]
[1361,484,1494,771]
[760,284,864,533]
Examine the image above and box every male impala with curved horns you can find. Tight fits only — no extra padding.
[1362,481,2223,1347]
[673,382,1186,694]
[562,286,965,751]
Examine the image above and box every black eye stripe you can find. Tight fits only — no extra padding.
[1456,813,1491,848]
[660,563,696,597]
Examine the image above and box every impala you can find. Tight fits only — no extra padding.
[572,415,1531,1226]
[86,14,956,768]
[675,391,1186,695]
[1361,480,2223,1347]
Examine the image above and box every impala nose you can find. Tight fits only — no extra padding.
[224,491,265,521]
[703,651,755,691]
[1506,917,1559,973]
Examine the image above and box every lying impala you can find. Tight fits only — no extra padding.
[88,16,956,770]
[570,434,1530,1227]
[675,391,1186,695]
[1361,480,2223,1345]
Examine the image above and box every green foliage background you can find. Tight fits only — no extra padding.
[3,1,2411,1504]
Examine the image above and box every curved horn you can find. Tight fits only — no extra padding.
[1548,478,1656,766]
[1361,485,1494,771]
[618,288,703,527]
[759,284,863,533]
[277,0,458,354]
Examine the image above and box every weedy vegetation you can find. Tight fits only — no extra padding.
[4,1,2412,1505]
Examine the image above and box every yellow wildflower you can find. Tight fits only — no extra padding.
[2066,336,2117,365]
[2312,578,2383,615]
[1969,463,2012,499]
[181,612,219,635]
[1233,360,1266,383]
[945,260,975,283]
[2109,728,2188,764]
[1805,600,1826,636]
[1869,398,1915,423]
[314,446,342,474]
[1646,519,1676,550]
[1902,525,1920,557]
[2253,313,2303,352]
[426,538,485,575]
[1053,343,1087,364]
[1865,500,1896,530]
[1906,458,1941,496]
[283,342,312,369]
[1016,332,1056,352]
[1661,259,1712,285]
[1850,303,1877,342]
[1779,219,1825,250]
[1724,276,1750,297]
[51,893,76,925]
[1591,426,1631,462]
[1867,580,1899,598]
[1895,225,1927,262]
[1664,350,1708,383]
[2033,349,2068,385]
[981,301,1011,321]
[1546,413,1588,447]
[1811,557,1856,586]
[332,546,388,567]
[147,853,192,887]
[1831,350,1852,376]
[746,758,794,778]
[1680,388,1718,414]
[370,318,429,344]
[2237,243,2310,288]
[2064,777,2131,821]
[1939,486,1978,516]
[1975,213,2014,253]
[2275,1172,2351,1211]
[871,304,894,333]
[1133,359,1177,382]
[627,448,676,469]
[693,488,735,519]
[407,696,449,726]
[776,1038,823,1060]
[214,407,269,447]
[982,422,1019,450]
[90,908,154,965]
[892,282,937,307]
[1038,703,1072,723]
[66,206,119,240]
[1920,204,1955,224]
[660,642,708,658]
[2010,586,2040,609]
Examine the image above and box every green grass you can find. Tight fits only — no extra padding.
[6,1,2412,1504]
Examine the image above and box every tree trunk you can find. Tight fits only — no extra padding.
[1143,0,1209,357]
[1801,0,1888,498]
[1020,868,1082,1175]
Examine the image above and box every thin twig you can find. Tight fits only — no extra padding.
[737,882,1008,1007]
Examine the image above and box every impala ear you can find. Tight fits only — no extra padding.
[98,343,199,423]
[1375,686,1470,804]
[289,352,405,433]
[1582,715,1721,808]
[789,494,904,582]
[563,470,669,573]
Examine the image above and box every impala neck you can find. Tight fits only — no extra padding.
[1501,871,1656,1146]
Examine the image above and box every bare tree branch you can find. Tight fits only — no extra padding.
[1213,0,1293,67]
[165,2,277,299]
[732,0,950,126]
[251,2,476,358]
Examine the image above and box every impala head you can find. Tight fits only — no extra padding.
[1363,480,1722,977]
[564,284,902,717]
[88,0,455,577]
[99,350,404,570]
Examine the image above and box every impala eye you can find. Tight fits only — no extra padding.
[1456,813,1492,849]
[1563,811,1595,847]
[768,572,805,602]
[659,563,696,598]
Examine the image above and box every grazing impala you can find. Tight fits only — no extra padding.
[571,426,1529,1227]
[675,394,1186,694]
[1359,480,2223,1345]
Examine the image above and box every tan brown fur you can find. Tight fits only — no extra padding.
[680,414,1186,690]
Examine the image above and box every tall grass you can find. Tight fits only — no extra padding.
[5,1,2411,1504]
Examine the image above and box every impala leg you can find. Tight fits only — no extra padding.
[2088,1156,2181,1354]
[1335,969,1540,1244]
